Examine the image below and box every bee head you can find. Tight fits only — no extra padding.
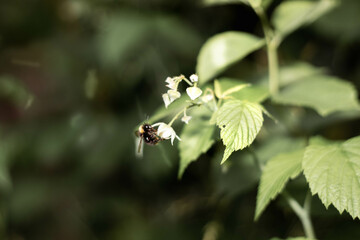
[140,123,151,133]
[138,125,145,134]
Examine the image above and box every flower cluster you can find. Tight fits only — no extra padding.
[162,74,202,110]
[149,73,215,146]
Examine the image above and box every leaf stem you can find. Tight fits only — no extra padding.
[254,7,280,95]
[181,76,193,87]
[282,191,316,239]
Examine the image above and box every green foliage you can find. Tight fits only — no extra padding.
[196,32,265,84]
[272,0,338,39]
[215,78,269,102]
[178,108,216,178]
[248,0,262,8]
[3,0,360,239]
[214,79,250,99]
[273,75,360,116]
[313,0,360,42]
[215,100,263,163]
[276,62,324,87]
[255,149,304,220]
[303,136,360,219]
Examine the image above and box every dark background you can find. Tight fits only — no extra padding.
[0,0,360,239]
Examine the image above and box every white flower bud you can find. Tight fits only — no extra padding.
[186,86,203,100]
[181,115,192,124]
[190,74,198,82]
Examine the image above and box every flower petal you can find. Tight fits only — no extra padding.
[165,77,177,90]
[162,93,171,108]
[153,122,181,145]
[186,87,203,100]
[167,90,181,102]
[190,74,198,82]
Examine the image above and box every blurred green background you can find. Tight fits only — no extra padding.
[0,0,360,239]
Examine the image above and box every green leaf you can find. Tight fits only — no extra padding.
[277,62,324,87]
[272,0,338,39]
[303,136,360,219]
[313,0,360,43]
[257,62,324,87]
[216,78,269,103]
[273,75,360,116]
[178,108,216,178]
[216,100,263,163]
[213,79,250,99]
[197,32,265,85]
[248,0,262,8]
[255,149,304,220]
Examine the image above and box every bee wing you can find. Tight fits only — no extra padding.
[135,136,144,159]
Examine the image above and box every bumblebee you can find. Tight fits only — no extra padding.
[135,123,164,153]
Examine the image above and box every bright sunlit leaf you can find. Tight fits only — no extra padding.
[216,100,263,163]
[197,32,265,85]
[214,79,250,99]
[216,78,269,103]
[303,136,360,219]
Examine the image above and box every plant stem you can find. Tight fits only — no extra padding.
[250,149,316,238]
[254,7,280,95]
[252,6,315,238]
[168,104,199,126]
[168,108,186,126]
[268,42,279,95]
[283,191,316,239]
[181,76,193,87]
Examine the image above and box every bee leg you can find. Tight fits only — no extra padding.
[137,137,143,153]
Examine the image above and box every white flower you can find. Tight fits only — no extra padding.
[186,86,203,100]
[190,74,198,82]
[181,115,192,124]
[167,89,181,102]
[162,90,181,108]
[165,77,177,90]
[152,122,181,145]
[162,93,171,108]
